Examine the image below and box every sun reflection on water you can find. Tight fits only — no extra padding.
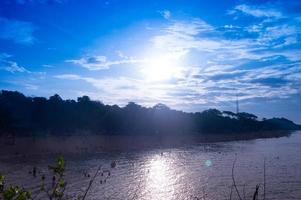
[144,154,176,200]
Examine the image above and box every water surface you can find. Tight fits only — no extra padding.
[1,132,301,200]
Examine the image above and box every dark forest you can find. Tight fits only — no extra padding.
[0,90,300,136]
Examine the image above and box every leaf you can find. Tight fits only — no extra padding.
[3,186,31,200]
[58,179,66,188]
[48,156,66,176]
[0,174,4,183]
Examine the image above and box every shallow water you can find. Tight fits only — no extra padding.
[1,131,301,200]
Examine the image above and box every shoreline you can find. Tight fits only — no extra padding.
[0,131,293,157]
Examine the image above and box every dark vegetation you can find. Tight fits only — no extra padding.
[0,90,300,137]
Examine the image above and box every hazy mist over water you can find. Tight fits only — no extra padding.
[1,131,301,200]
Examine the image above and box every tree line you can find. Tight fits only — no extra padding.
[0,90,300,136]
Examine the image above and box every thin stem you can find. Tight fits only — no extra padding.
[243,184,246,200]
[231,157,242,200]
[81,165,102,200]
[229,184,233,200]
[252,185,260,200]
[263,158,266,200]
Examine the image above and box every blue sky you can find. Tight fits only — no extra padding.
[0,0,300,123]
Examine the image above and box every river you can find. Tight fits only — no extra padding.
[1,131,301,200]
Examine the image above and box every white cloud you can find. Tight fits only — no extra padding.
[230,4,283,18]
[259,25,297,42]
[60,12,301,108]
[244,21,300,48]
[54,74,82,80]
[55,54,301,107]
[67,55,144,70]
[3,61,28,73]
[166,19,214,35]
[0,17,35,45]
[54,74,177,106]
[0,53,47,78]
[151,19,221,58]
[149,17,301,104]
[156,17,301,63]
[24,83,39,90]
[42,64,55,68]
[116,50,129,59]
[159,10,171,19]
[0,54,29,73]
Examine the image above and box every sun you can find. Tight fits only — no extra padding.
[140,54,182,82]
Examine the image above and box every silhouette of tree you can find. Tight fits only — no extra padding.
[0,90,299,137]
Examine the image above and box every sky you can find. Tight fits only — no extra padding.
[0,0,300,123]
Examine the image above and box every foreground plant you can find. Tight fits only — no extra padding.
[0,157,116,200]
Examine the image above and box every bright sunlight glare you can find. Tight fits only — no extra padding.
[140,54,183,82]
[145,155,175,200]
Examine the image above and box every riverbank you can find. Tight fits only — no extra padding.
[0,131,292,157]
